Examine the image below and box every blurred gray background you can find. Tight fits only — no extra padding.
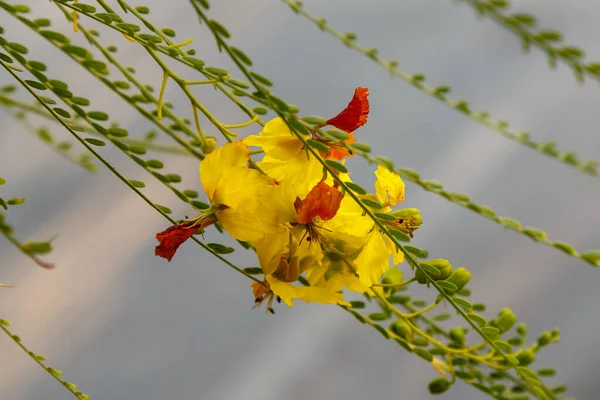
[1,0,600,399]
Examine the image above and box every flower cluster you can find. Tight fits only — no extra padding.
[155,88,422,312]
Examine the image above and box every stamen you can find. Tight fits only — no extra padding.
[170,38,194,49]
[222,115,260,129]
[157,71,169,120]
[192,103,207,142]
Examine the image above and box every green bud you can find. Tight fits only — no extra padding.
[537,331,552,347]
[551,328,560,341]
[22,241,53,255]
[201,136,217,154]
[389,319,412,339]
[492,308,517,333]
[515,349,536,366]
[442,267,470,294]
[449,327,466,345]
[390,207,421,221]
[429,259,453,281]
[517,322,528,336]
[416,260,452,283]
[382,267,403,286]
[428,378,451,395]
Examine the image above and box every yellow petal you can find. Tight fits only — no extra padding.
[254,231,290,275]
[199,141,250,200]
[308,258,368,294]
[262,180,298,226]
[354,230,390,287]
[324,195,374,238]
[384,234,405,265]
[218,205,284,242]
[267,275,348,307]
[244,117,304,160]
[374,165,405,206]
[257,152,323,199]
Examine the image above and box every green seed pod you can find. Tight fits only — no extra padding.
[415,259,452,283]
[201,136,217,154]
[537,331,552,347]
[449,327,466,345]
[389,319,412,340]
[517,322,528,336]
[515,349,536,366]
[442,267,470,294]
[382,267,403,286]
[428,378,451,395]
[492,308,517,333]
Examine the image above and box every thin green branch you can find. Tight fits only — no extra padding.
[0,57,261,285]
[0,216,54,269]
[459,0,600,84]
[5,6,205,160]
[1,105,97,172]
[51,0,265,127]
[0,40,210,218]
[0,94,193,156]
[0,320,89,399]
[282,0,600,181]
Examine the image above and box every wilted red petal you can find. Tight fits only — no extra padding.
[323,132,356,160]
[325,87,369,132]
[296,181,343,224]
[155,223,200,261]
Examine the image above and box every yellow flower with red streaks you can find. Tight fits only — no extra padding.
[244,87,370,196]
[155,141,283,261]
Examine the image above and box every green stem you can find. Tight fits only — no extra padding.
[0,59,261,285]
[282,0,600,181]
[0,321,87,399]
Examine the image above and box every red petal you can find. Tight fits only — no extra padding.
[325,87,369,132]
[296,181,343,224]
[155,223,200,262]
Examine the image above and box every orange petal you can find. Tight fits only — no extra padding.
[323,132,356,160]
[155,223,200,261]
[296,181,343,224]
[325,87,369,132]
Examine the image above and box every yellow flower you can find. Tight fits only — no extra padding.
[374,165,405,207]
[244,117,304,160]
[252,228,348,309]
[258,153,324,199]
[321,167,407,287]
[306,256,368,294]
[199,141,283,241]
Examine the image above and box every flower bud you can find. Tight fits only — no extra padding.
[492,308,517,333]
[415,259,453,283]
[389,318,412,339]
[382,267,403,286]
[449,327,466,345]
[390,207,421,220]
[537,331,552,347]
[515,349,536,366]
[517,322,527,336]
[551,328,560,341]
[201,136,217,154]
[428,377,451,395]
[442,267,470,294]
